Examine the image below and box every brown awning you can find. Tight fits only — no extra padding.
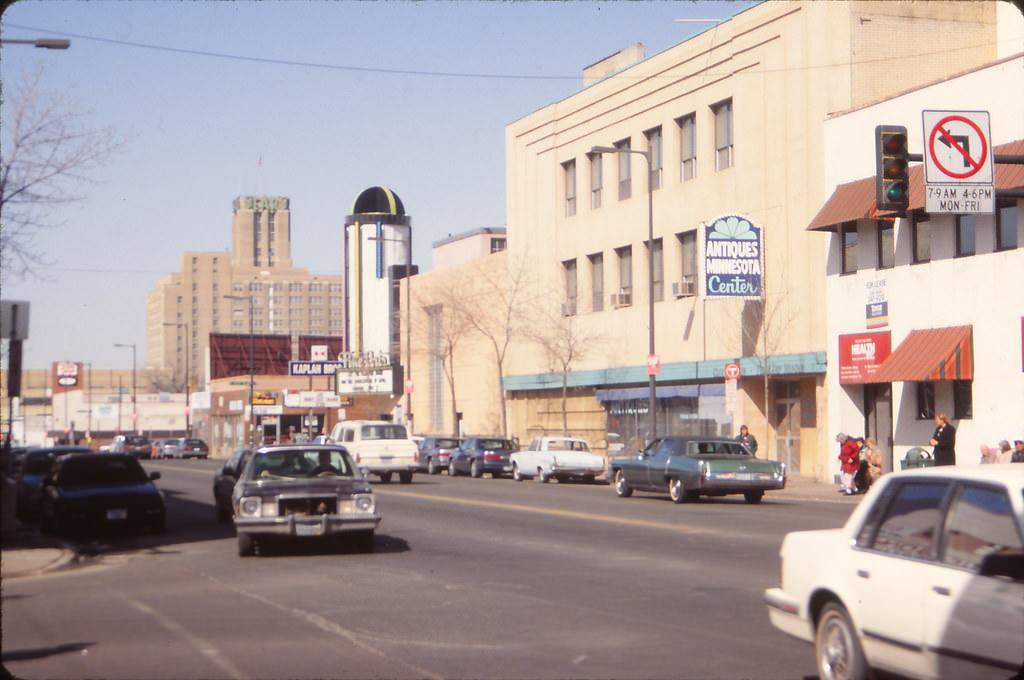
[808,139,1024,232]
[867,325,973,383]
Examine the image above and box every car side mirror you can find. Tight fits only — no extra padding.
[149,471,162,481]
[978,552,1024,581]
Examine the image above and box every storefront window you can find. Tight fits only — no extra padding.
[602,385,730,454]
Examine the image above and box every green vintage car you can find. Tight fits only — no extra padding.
[610,436,786,504]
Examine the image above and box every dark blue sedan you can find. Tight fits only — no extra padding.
[39,453,166,536]
[448,437,518,478]
[15,446,92,521]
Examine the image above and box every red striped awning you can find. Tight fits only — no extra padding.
[867,326,973,383]
[808,139,1024,232]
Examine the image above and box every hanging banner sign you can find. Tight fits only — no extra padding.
[703,215,763,300]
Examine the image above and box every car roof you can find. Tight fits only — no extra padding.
[57,452,138,463]
[28,446,93,453]
[885,463,1024,486]
[253,444,349,454]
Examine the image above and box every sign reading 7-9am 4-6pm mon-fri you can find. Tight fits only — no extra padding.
[922,110,995,214]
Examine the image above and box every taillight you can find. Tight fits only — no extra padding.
[483,454,502,460]
[355,453,361,463]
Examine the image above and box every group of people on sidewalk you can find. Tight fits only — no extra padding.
[835,433,883,496]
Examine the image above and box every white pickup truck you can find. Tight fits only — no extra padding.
[328,420,418,483]
[511,436,605,483]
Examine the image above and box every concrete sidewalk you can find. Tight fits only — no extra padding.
[0,474,860,580]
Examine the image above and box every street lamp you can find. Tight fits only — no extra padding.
[224,295,255,446]
[591,145,657,443]
[0,38,71,49]
[163,322,191,437]
[113,343,137,433]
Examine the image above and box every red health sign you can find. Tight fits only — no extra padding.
[838,332,891,384]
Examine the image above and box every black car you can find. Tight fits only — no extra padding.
[179,437,210,459]
[15,446,92,521]
[212,448,253,522]
[417,436,462,474]
[39,453,165,536]
[449,436,518,478]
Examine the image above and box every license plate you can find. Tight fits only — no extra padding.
[296,523,321,536]
[503,465,513,472]
[107,508,128,520]
[736,472,751,480]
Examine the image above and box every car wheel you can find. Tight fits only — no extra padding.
[379,471,393,483]
[470,460,482,478]
[669,477,687,503]
[238,532,256,557]
[448,460,458,477]
[427,458,438,475]
[512,463,524,481]
[398,471,413,484]
[537,468,549,483]
[744,490,764,504]
[815,603,868,680]
[614,469,633,497]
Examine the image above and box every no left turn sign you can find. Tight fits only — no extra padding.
[922,110,994,184]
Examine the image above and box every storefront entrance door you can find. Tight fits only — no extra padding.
[864,383,894,473]
[774,380,801,473]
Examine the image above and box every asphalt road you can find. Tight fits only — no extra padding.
[2,460,855,680]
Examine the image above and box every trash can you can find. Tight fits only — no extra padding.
[901,447,935,470]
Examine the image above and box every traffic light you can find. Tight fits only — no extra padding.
[875,125,909,215]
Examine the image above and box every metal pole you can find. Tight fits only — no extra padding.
[248,296,255,447]
[406,224,413,432]
[645,152,656,444]
[184,323,191,437]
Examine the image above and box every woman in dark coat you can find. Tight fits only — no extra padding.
[929,413,957,466]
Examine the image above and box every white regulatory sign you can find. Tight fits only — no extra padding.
[922,110,995,214]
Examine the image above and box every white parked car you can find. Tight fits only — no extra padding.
[764,465,1024,680]
[510,436,605,483]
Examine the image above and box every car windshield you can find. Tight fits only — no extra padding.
[479,439,516,451]
[361,424,407,440]
[548,440,589,451]
[183,438,206,447]
[58,458,149,486]
[685,441,750,456]
[434,438,459,449]
[125,435,148,445]
[250,450,353,479]
[23,452,58,475]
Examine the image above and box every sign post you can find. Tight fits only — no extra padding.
[922,110,995,214]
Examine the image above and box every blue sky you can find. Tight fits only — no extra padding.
[2,0,754,370]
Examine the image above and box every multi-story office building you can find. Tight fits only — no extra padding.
[146,196,346,388]
[407,0,1018,480]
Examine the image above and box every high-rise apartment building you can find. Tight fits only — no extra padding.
[146,196,346,388]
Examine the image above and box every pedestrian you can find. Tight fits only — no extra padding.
[836,433,861,495]
[995,440,1013,464]
[929,413,957,466]
[979,445,998,464]
[864,437,883,486]
[735,425,758,456]
[1013,440,1024,463]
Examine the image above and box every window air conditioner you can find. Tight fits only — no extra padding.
[610,292,632,308]
[560,301,577,317]
[672,277,696,298]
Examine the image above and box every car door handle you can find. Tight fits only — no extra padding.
[932,586,951,597]
[856,569,870,579]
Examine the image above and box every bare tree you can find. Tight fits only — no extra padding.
[1,64,124,279]
[526,304,603,437]
[455,251,535,437]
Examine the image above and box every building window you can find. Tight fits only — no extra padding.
[841,221,858,274]
[678,230,697,281]
[563,259,577,315]
[645,126,662,191]
[589,153,602,209]
[912,212,931,263]
[563,159,576,217]
[677,113,696,181]
[996,201,1018,251]
[490,238,506,253]
[953,380,973,419]
[615,138,632,201]
[916,382,935,420]
[648,238,664,302]
[956,214,975,257]
[589,252,604,312]
[712,98,733,171]
[329,283,343,292]
[877,220,894,269]
[616,245,632,297]
[309,296,323,305]
[289,282,303,292]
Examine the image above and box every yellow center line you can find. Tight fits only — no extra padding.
[376,488,715,535]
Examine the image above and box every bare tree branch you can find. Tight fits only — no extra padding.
[1,63,125,281]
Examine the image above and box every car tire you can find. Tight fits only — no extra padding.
[399,471,413,484]
[815,602,868,680]
[238,532,256,557]
[379,471,393,484]
[537,468,549,483]
[427,458,438,475]
[448,460,458,477]
[744,490,764,504]
[614,469,633,497]
[512,463,524,481]
[669,477,687,503]
[470,460,483,478]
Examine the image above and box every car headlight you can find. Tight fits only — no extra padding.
[239,497,261,517]
[354,494,374,513]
